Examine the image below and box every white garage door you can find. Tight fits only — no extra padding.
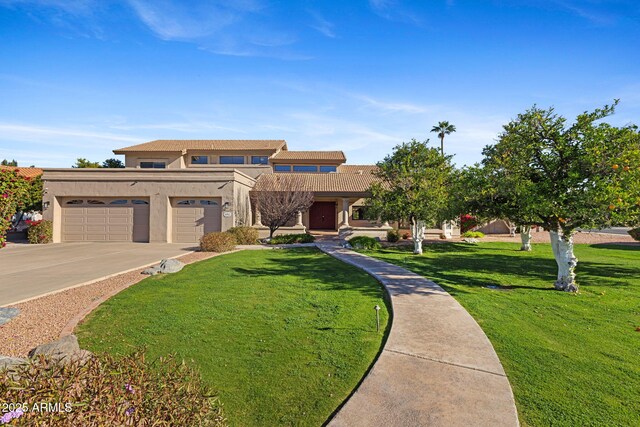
[62,198,150,242]
[172,198,221,243]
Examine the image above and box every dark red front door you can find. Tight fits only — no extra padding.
[309,202,336,230]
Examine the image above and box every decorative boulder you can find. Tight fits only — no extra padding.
[28,335,92,364]
[462,237,479,244]
[0,307,20,326]
[142,258,185,275]
[0,356,28,371]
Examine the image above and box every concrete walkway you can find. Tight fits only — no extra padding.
[0,242,195,306]
[318,244,519,427]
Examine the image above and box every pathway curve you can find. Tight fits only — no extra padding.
[318,244,519,427]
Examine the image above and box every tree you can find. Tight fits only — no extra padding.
[72,158,101,168]
[366,139,455,254]
[0,169,30,248]
[452,164,536,251]
[481,100,640,291]
[250,176,314,238]
[102,158,125,168]
[1,159,18,166]
[430,121,456,156]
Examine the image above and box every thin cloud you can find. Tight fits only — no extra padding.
[352,94,436,114]
[0,123,144,146]
[309,11,336,38]
[368,0,423,25]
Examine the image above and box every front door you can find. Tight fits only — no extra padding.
[309,202,336,230]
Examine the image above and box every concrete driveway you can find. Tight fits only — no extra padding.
[0,242,196,306]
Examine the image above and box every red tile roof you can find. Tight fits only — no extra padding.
[253,172,379,194]
[0,166,43,179]
[271,151,346,162]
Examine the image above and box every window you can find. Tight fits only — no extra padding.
[352,206,368,220]
[140,161,166,169]
[176,200,196,206]
[132,199,149,205]
[251,156,269,165]
[109,199,128,205]
[219,156,245,164]
[293,165,318,173]
[274,165,291,172]
[319,165,337,173]
[66,199,83,205]
[87,200,105,205]
[199,200,218,206]
[191,156,208,165]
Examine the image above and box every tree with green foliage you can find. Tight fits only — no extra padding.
[366,139,455,254]
[0,169,30,248]
[1,159,18,166]
[481,100,640,291]
[430,121,456,156]
[72,158,101,168]
[102,158,125,168]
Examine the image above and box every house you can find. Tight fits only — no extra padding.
[41,140,412,243]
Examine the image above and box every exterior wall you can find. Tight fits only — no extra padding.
[124,152,184,169]
[42,169,255,243]
[478,219,512,234]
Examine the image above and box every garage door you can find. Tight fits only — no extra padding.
[172,198,221,243]
[62,198,150,242]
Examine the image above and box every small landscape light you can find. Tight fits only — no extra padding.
[374,305,381,332]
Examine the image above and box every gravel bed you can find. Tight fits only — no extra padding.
[0,251,221,357]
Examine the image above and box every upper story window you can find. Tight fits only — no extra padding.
[109,199,128,205]
[319,166,337,173]
[219,156,245,164]
[274,165,291,172]
[140,161,166,169]
[293,165,318,173]
[191,156,208,165]
[251,156,269,165]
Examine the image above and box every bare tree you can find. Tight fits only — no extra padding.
[250,176,314,238]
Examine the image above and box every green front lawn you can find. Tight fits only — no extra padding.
[77,248,389,427]
[363,242,639,427]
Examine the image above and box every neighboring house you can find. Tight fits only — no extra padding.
[0,166,43,179]
[41,140,457,243]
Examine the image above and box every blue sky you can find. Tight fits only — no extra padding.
[0,0,639,167]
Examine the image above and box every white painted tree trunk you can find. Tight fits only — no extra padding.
[520,225,532,251]
[549,230,578,292]
[410,219,426,254]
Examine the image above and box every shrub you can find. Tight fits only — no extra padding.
[227,226,259,245]
[200,232,237,252]
[460,214,479,233]
[0,351,226,426]
[269,233,315,244]
[462,230,485,238]
[27,219,52,244]
[628,227,640,241]
[1,168,31,249]
[349,236,381,250]
[386,229,400,242]
[402,232,410,240]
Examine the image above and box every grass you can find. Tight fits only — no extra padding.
[77,248,389,427]
[362,241,640,427]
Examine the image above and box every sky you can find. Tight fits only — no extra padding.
[0,0,639,168]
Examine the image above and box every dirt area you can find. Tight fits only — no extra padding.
[0,251,220,357]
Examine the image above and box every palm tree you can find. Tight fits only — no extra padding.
[430,121,456,156]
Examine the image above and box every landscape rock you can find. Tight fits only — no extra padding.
[142,258,185,275]
[28,335,93,364]
[0,307,20,326]
[0,355,28,371]
[463,237,479,244]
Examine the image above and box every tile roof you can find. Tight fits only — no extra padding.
[337,164,379,174]
[113,139,287,153]
[253,172,380,194]
[271,151,346,162]
[0,166,43,179]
